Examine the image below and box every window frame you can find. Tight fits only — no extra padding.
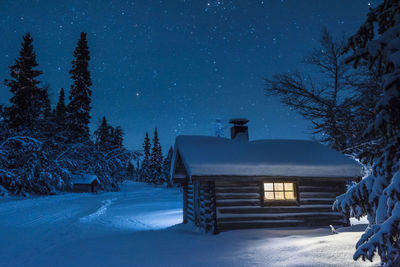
[260,179,299,206]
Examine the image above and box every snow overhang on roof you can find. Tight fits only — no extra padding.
[71,174,101,185]
[171,135,362,179]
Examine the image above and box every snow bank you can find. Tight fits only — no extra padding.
[173,136,362,178]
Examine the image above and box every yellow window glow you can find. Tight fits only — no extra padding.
[263,182,296,201]
[274,183,284,191]
[274,191,285,200]
[285,191,296,200]
[284,183,294,191]
[264,192,275,200]
[264,183,274,191]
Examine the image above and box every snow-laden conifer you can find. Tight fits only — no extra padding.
[150,128,163,184]
[334,1,400,265]
[67,32,92,141]
[5,33,49,131]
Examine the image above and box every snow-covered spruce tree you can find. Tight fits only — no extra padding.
[334,1,400,265]
[51,88,69,143]
[162,146,174,186]
[55,88,67,126]
[111,126,123,148]
[150,128,163,184]
[4,33,49,131]
[67,32,92,141]
[94,116,112,151]
[0,34,66,195]
[139,132,151,183]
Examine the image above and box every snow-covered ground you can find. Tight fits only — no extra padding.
[0,182,377,267]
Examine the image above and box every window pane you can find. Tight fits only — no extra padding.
[274,183,284,191]
[264,183,273,191]
[284,182,294,191]
[264,192,275,200]
[274,191,285,200]
[285,191,296,200]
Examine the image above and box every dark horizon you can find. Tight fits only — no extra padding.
[0,0,374,151]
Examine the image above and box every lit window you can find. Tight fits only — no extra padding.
[263,182,296,201]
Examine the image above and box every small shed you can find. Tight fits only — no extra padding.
[170,119,362,233]
[71,174,101,193]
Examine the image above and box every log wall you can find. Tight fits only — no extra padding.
[185,182,195,224]
[183,181,217,233]
[215,179,348,232]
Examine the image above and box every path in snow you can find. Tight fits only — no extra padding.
[0,182,377,267]
[79,197,117,223]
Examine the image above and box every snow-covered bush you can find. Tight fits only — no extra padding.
[334,1,400,265]
[0,135,66,195]
[0,185,8,198]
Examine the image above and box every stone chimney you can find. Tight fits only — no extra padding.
[229,118,249,140]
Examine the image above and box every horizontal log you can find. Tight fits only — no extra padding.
[186,206,194,213]
[215,181,259,188]
[299,192,339,198]
[217,205,335,214]
[187,211,194,218]
[217,220,303,229]
[186,209,194,217]
[216,200,261,207]
[217,220,349,231]
[215,188,260,193]
[299,180,345,187]
[217,213,345,222]
[186,214,194,222]
[300,199,335,205]
[298,186,342,193]
[216,194,260,200]
[215,185,260,189]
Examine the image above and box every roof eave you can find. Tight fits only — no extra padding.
[191,175,361,182]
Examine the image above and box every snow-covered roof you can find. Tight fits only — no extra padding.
[172,136,362,179]
[71,174,101,185]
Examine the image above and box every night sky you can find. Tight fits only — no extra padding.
[0,0,374,151]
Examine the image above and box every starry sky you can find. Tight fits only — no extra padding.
[0,0,374,151]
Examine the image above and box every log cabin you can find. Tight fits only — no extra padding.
[71,174,101,193]
[170,119,362,233]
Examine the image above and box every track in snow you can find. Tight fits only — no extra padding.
[79,197,117,223]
